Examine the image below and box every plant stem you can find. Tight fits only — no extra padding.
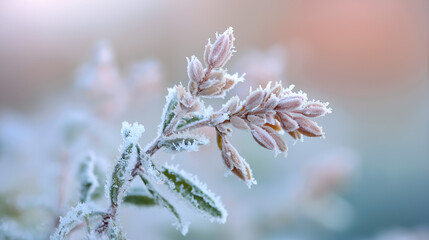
[96,114,213,235]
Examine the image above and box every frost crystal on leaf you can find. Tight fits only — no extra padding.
[108,122,145,206]
[50,203,91,240]
[159,87,178,133]
[79,152,99,203]
[160,131,209,152]
[162,164,228,224]
[139,175,188,235]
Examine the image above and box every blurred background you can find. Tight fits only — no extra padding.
[0,0,428,239]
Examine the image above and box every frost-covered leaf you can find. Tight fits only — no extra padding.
[136,144,164,184]
[139,175,189,235]
[160,87,178,132]
[159,132,209,152]
[78,152,99,203]
[50,203,91,240]
[123,188,156,206]
[106,220,127,240]
[176,113,205,129]
[161,164,227,223]
[108,122,144,206]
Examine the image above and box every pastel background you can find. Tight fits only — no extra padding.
[1,1,428,239]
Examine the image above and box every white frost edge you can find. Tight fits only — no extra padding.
[163,163,228,224]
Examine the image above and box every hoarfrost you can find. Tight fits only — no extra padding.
[79,151,99,203]
[50,203,91,240]
[158,87,178,134]
[162,163,228,224]
[139,175,188,235]
[160,131,210,152]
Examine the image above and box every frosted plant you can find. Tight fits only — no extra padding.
[51,27,331,239]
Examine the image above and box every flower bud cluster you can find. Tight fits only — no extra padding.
[187,27,242,99]
[176,27,331,188]
[218,82,331,157]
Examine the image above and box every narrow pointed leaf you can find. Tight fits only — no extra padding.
[123,188,156,206]
[160,88,178,132]
[139,175,188,235]
[78,153,99,203]
[109,143,133,206]
[176,114,205,129]
[159,133,209,152]
[50,203,91,240]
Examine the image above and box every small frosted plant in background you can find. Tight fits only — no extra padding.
[51,27,332,239]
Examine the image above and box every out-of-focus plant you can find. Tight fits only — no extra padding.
[50,27,332,239]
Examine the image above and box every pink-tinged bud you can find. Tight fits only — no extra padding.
[221,96,241,114]
[244,89,265,110]
[275,95,305,112]
[208,27,235,68]
[263,94,279,110]
[216,124,232,135]
[247,114,266,126]
[263,126,288,152]
[176,85,200,112]
[250,124,277,151]
[187,56,204,84]
[297,102,331,118]
[294,116,324,137]
[230,116,249,130]
[203,39,212,66]
[198,85,221,96]
[205,70,225,83]
[269,83,283,97]
[220,136,255,187]
[277,112,299,132]
[265,111,276,125]
[188,81,197,95]
[288,130,302,140]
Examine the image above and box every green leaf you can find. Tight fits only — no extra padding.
[109,143,133,206]
[50,203,91,240]
[139,175,188,235]
[78,153,99,203]
[176,114,204,129]
[159,133,209,152]
[161,165,227,223]
[107,220,127,240]
[123,188,156,206]
[161,88,178,132]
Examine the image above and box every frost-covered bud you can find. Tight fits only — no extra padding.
[220,136,255,187]
[208,27,235,68]
[203,39,212,66]
[244,89,265,110]
[250,124,277,151]
[263,94,279,110]
[221,96,241,114]
[277,112,299,132]
[176,85,201,112]
[275,95,305,112]
[296,102,331,118]
[247,114,266,126]
[294,116,324,137]
[187,56,204,84]
[269,82,283,97]
[230,116,249,130]
[265,111,276,125]
[221,73,242,92]
[216,124,232,135]
[263,126,288,153]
